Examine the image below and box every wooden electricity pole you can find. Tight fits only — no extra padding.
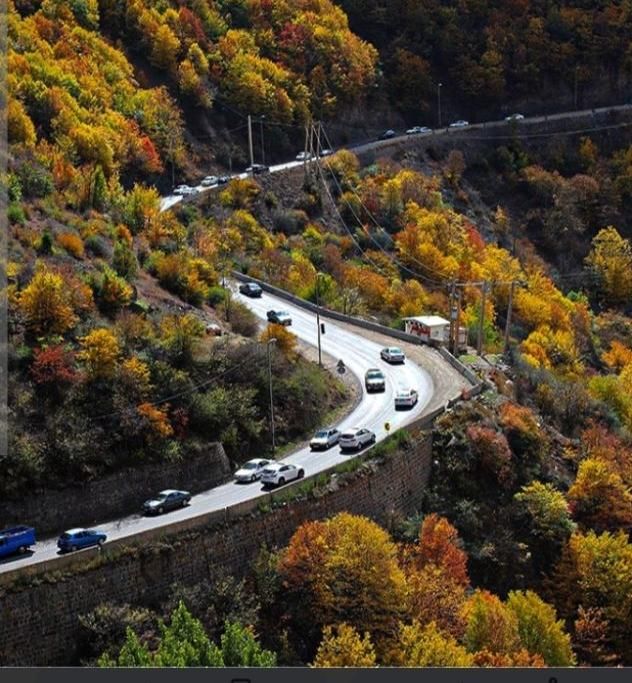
[477,281,487,356]
[247,115,254,173]
[504,280,516,353]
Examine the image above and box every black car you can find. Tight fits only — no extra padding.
[246,164,270,175]
[217,175,230,185]
[142,489,191,515]
[378,129,396,140]
[239,282,263,298]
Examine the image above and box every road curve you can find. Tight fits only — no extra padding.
[0,289,433,575]
[159,103,632,212]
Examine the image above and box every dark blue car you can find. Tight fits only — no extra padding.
[57,528,106,553]
[0,526,36,558]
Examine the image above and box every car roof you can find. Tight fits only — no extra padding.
[158,489,181,495]
[396,388,415,394]
[64,528,86,535]
[245,458,268,464]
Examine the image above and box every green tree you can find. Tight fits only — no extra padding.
[98,627,152,667]
[506,591,575,666]
[220,621,276,667]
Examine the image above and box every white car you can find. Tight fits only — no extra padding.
[234,458,270,483]
[310,428,341,451]
[395,388,419,409]
[201,175,218,187]
[505,113,525,122]
[380,347,406,364]
[173,185,197,196]
[364,368,386,393]
[449,120,469,128]
[319,148,334,157]
[406,126,432,135]
[295,151,313,161]
[339,427,376,452]
[261,462,304,487]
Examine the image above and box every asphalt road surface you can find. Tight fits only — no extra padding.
[0,289,432,575]
[159,103,632,212]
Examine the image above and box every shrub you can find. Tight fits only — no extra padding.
[272,209,308,235]
[8,203,26,225]
[57,232,85,259]
[17,160,54,198]
[112,241,139,280]
[229,301,259,338]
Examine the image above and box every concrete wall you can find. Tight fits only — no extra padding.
[0,444,231,537]
[0,433,432,666]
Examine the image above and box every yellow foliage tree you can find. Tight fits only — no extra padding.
[260,324,297,359]
[312,624,377,668]
[585,227,632,306]
[18,267,79,335]
[78,328,120,379]
[388,621,474,667]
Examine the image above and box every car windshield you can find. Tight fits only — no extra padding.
[367,370,383,378]
[60,533,71,539]
[154,493,168,501]
[314,431,328,438]
[242,462,259,470]
[390,348,402,353]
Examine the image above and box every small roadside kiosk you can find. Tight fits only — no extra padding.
[403,315,451,344]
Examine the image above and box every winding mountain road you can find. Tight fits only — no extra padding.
[0,288,433,575]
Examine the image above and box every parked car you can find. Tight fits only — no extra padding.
[201,175,218,187]
[505,113,525,122]
[142,489,191,515]
[173,184,197,196]
[295,151,313,161]
[339,427,376,451]
[310,428,341,451]
[395,388,419,409]
[239,282,263,298]
[266,309,292,326]
[378,129,396,140]
[57,528,106,553]
[217,175,230,185]
[234,458,270,483]
[261,462,304,487]
[406,126,432,135]
[319,148,334,157]
[381,347,406,364]
[246,163,270,175]
[0,526,36,558]
[449,120,469,128]
[364,368,386,393]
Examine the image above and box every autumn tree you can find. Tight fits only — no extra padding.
[260,324,297,359]
[278,513,407,659]
[160,314,205,366]
[585,227,632,306]
[312,624,377,668]
[77,328,120,380]
[30,345,77,393]
[463,590,520,656]
[506,591,575,666]
[388,621,474,667]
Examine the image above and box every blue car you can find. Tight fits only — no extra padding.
[57,528,106,553]
[0,526,36,559]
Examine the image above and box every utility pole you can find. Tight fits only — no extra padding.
[259,116,266,165]
[504,280,516,353]
[448,280,457,354]
[574,66,579,109]
[267,338,277,454]
[477,281,487,356]
[437,82,443,128]
[455,288,463,355]
[303,121,310,181]
[315,120,322,160]
[315,273,323,367]
[247,114,254,174]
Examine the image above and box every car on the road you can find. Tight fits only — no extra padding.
[295,151,313,161]
[142,489,191,515]
[449,120,469,128]
[394,388,419,409]
[234,458,271,483]
[239,282,263,298]
[505,113,525,122]
[217,175,230,185]
[173,184,197,196]
[364,368,386,393]
[57,528,106,553]
[261,462,304,487]
[380,346,406,364]
[319,148,334,157]
[246,163,270,175]
[406,126,432,135]
[205,322,222,336]
[201,175,218,187]
[266,309,292,326]
[310,428,341,451]
[0,526,36,558]
[378,129,396,140]
[339,427,376,451]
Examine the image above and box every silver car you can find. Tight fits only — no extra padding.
[339,428,376,452]
[261,462,304,487]
[201,175,218,187]
[365,368,386,393]
[234,458,270,483]
[394,388,419,409]
[310,428,341,451]
[380,347,405,364]
[449,120,469,128]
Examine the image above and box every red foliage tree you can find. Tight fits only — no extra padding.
[30,345,78,389]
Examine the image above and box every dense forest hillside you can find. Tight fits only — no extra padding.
[337,0,632,119]
[4,0,632,669]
